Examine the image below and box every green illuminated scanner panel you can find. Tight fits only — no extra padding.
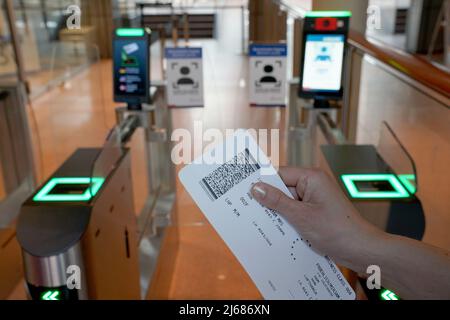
[33,177,105,202]
[341,174,410,199]
[397,174,416,194]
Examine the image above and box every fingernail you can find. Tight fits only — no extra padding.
[252,184,266,199]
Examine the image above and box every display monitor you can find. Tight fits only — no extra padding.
[299,34,345,98]
[113,28,151,106]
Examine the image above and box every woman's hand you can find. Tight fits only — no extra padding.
[251,167,383,272]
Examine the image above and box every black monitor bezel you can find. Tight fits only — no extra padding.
[298,29,348,100]
[113,31,151,105]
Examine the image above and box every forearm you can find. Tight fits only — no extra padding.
[345,228,450,299]
[376,234,450,299]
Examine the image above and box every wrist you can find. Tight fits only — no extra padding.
[336,220,388,274]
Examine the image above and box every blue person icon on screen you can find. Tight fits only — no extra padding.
[315,46,332,62]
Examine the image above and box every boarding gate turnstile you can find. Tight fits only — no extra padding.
[17,149,139,300]
[16,83,176,300]
[286,11,427,301]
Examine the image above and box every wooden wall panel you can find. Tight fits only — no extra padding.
[249,0,287,43]
[81,0,114,59]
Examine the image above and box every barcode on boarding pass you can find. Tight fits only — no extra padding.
[200,148,260,201]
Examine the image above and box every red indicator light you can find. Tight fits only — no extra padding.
[315,17,338,31]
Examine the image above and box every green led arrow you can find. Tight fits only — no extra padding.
[41,290,60,301]
[381,289,399,300]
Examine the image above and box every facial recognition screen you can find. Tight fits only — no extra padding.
[113,39,148,99]
[302,34,345,92]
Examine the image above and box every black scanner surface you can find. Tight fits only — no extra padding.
[17,148,102,257]
[321,144,425,240]
[321,145,390,175]
[17,206,92,257]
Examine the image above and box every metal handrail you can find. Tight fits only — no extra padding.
[317,113,348,146]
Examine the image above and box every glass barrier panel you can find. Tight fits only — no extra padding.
[38,42,110,181]
[12,0,86,97]
[377,121,418,195]
[89,126,124,197]
[0,4,18,82]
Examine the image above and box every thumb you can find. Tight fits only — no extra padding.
[251,182,303,219]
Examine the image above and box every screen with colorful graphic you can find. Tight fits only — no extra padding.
[301,34,345,93]
[113,38,149,102]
